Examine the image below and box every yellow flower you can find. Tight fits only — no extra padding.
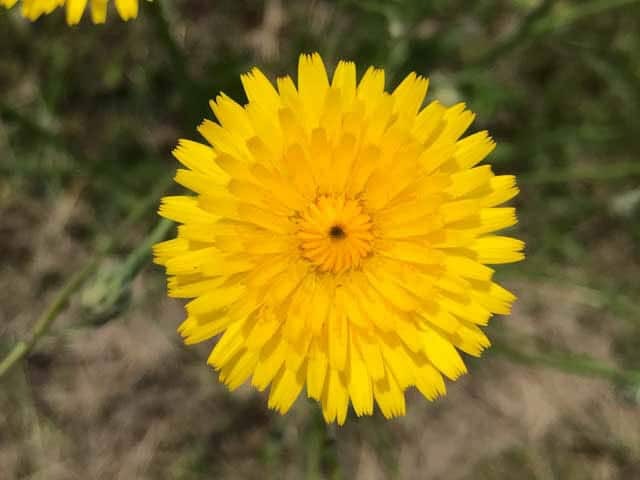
[154,53,524,424]
[1,0,139,24]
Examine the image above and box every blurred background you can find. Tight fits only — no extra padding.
[1,0,640,478]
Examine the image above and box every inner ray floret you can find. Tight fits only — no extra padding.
[297,195,374,273]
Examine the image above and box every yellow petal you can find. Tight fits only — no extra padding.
[331,60,356,107]
[347,332,373,416]
[66,0,87,24]
[414,361,446,401]
[453,131,496,169]
[114,0,137,21]
[219,349,259,391]
[241,67,280,112]
[321,369,349,424]
[470,236,525,264]
[90,0,107,23]
[373,366,406,419]
[392,72,429,118]
[268,366,304,414]
[252,336,287,391]
[421,326,467,380]
[158,196,218,224]
[327,306,348,371]
[210,93,253,139]
[186,284,246,316]
[306,337,328,400]
[298,52,329,124]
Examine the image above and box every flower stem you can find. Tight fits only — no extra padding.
[0,259,97,378]
[0,177,174,379]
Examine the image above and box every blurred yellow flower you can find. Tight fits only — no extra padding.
[1,0,139,24]
[154,53,524,424]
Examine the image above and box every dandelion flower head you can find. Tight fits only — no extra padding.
[1,0,140,24]
[154,53,524,424]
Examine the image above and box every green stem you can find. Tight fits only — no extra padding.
[90,217,174,318]
[0,177,173,379]
[0,259,98,378]
[114,218,174,287]
[0,0,185,380]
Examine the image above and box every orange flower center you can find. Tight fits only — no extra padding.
[297,195,374,273]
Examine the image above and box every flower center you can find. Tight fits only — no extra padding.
[329,225,346,239]
[297,195,374,273]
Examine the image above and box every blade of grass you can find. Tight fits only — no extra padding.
[473,0,640,67]
[532,0,640,36]
[473,0,554,67]
[521,161,640,185]
[492,340,640,386]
